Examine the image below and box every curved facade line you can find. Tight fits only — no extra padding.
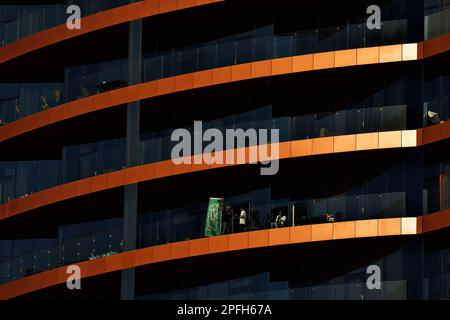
[2,209,450,300]
[0,130,421,222]
[0,0,223,65]
[0,28,448,146]
[421,32,450,59]
[0,43,419,143]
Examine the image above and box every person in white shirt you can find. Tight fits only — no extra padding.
[239,208,246,232]
[271,211,287,228]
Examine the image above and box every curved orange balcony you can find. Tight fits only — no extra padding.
[0,129,422,223]
[0,42,421,143]
[1,209,450,300]
[1,32,450,145]
[0,0,223,65]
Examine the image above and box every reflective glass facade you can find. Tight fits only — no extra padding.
[0,0,450,300]
[0,58,127,125]
[425,0,450,38]
[0,1,133,46]
[143,19,409,82]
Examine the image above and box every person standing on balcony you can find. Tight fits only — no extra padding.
[271,211,287,228]
[222,206,232,235]
[239,207,247,232]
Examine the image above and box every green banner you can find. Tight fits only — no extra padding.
[204,197,223,237]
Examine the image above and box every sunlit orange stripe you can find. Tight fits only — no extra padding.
[3,209,450,300]
[0,130,420,222]
[0,0,224,64]
[0,43,419,143]
[0,39,449,233]
[421,32,450,58]
[0,30,448,145]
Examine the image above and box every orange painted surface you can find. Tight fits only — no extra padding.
[357,47,380,65]
[378,218,402,236]
[3,211,450,300]
[313,51,335,70]
[248,230,269,248]
[423,32,450,58]
[379,45,403,63]
[378,131,402,149]
[335,49,357,67]
[422,208,450,232]
[333,135,356,153]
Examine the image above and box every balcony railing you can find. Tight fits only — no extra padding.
[0,1,135,47]
[0,191,410,285]
[0,103,409,205]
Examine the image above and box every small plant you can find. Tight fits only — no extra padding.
[80,86,89,98]
[53,90,61,103]
[15,99,21,115]
[40,95,49,110]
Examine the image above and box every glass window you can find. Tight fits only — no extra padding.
[275,34,294,58]
[382,192,406,218]
[272,117,291,142]
[20,6,42,39]
[217,38,234,67]
[188,286,208,299]
[162,51,176,78]
[314,112,334,138]
[4,18,19,45]
[254,25,274,61]
[294,114,313,139]
[79,144,98,179]
[0,164,15,204]
[16,161,38,198]
[144,55,163,81]
[296,30,316,55]
[177,47,196,75]
[347,24,364,48]
[42,4,63,30]
[425,0,441,15]
[365,107,383,132]
[317,27,337,53]
[363,193,382,219]
[235,35,253,64]
[332,110,347,136]
[38,160,59,191]
[366,25,382,47]
[385,79,404,108]
[334,25,349,51]
[0,98,18,123]
[208,281,229,300]
[382,105,406,131]
[382,19,407,45]
[198,41,216,71]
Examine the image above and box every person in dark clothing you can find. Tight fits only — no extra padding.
[427,111,442,126]
[222,206,232,235]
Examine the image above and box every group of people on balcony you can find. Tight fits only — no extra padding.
[221,206,289,235]
[219,203,343,235]
[270,211,288,228]
[221,206,248,235]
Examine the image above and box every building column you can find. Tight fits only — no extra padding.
[120,14,142,300]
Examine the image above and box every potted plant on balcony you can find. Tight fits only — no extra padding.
[40,95,49,110]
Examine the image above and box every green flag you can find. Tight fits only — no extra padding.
[204,197,223,236]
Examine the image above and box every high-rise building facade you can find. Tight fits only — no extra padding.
[0,0,449,300]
